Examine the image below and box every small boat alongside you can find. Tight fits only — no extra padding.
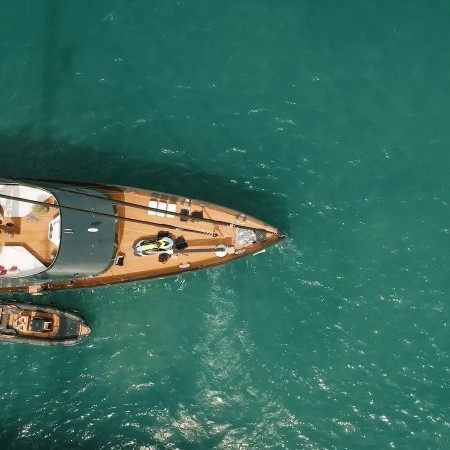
[0,177,285,293]
[0,300,91,346]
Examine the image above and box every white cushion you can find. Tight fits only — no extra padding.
[0,246,46,277]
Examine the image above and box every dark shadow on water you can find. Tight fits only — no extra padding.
[0,127,290,234]
[0,128,290,449]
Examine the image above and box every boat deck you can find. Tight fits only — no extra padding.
[0,199,59,276]
[52,187,282,290]
[0,307,60,338]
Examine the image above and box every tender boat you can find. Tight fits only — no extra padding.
[0,300,91,346]
[0,177,285,293]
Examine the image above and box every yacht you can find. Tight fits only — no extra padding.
[0,178,285,293]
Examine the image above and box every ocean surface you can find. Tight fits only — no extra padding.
[0,1,449,448]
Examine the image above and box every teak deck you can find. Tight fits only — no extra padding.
[4,309,60,338]
[0,210,59,266]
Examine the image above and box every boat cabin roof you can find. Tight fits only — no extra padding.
[0,183,116,285]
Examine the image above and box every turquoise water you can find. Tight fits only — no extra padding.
[1,1,449,448]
